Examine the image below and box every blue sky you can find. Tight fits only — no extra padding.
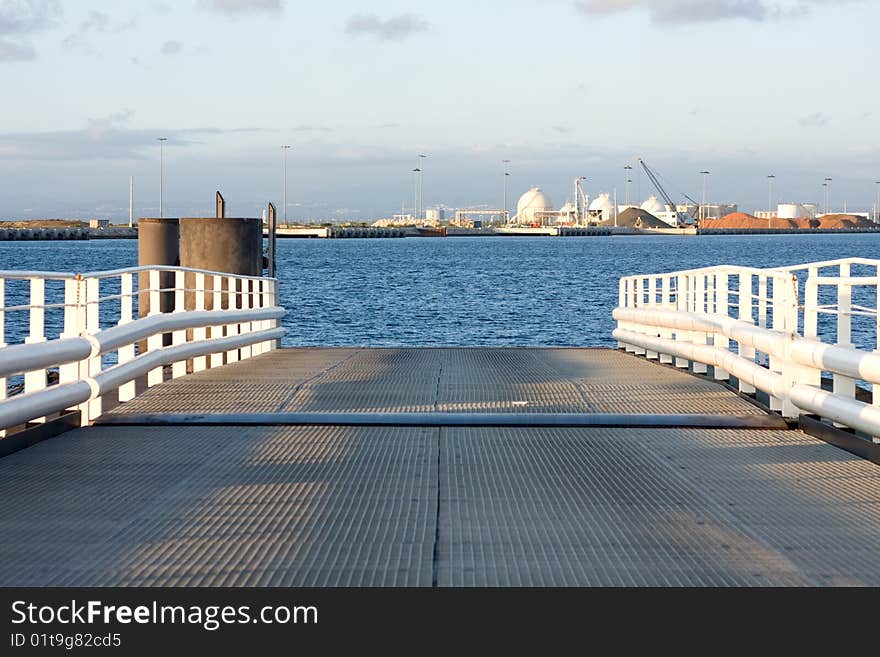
[0,0,878,220]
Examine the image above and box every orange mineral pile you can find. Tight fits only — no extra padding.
[702,213,875,230]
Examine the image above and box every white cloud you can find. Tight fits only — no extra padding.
[799,112,830,127]
[574,0,864,24]
[0,113,262,161]
[200,0,281,13]
[161,40,182,55]
[0,0,60,61]
[345,14,430,41]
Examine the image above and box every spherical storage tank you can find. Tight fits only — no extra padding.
[516,187,554,224]
[641,196,665,215]
[589,193,613,220]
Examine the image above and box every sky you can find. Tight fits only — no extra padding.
[0,0,878,221]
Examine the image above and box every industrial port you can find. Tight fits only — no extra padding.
[3,159,879,240]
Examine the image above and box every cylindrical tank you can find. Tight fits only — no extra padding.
[777,204,802,220]
[179,217,262,310]
[137,218,180,318]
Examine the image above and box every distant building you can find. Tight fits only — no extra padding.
[89,219,110,229]
[425,208,445,224]
[756,203,820,220]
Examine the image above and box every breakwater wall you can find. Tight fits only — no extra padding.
[0,227,138,241]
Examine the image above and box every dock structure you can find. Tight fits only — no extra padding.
[2,347,880,586]
[2,259,880,586]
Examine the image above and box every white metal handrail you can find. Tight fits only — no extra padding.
[614,258,880,440]
[0,266,285,433]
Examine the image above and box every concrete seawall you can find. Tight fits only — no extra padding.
[0,227,138,241]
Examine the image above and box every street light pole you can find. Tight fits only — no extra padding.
[875,180,880,224]
[699,171,710,221]
[281,145,291,227]
[624,165,633,206]
[157,137,167,218]
[824,177,832,214]
[412,168,420,222]
[417,154,427,221]
[574,176,586,224]
[502,159,510,224]
[767,174,775,213]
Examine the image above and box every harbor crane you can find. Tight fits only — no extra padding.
[637,158,692,227]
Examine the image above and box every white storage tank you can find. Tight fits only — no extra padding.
[589,193,614,222]
[425,208,444,224]
[516,188,554,225]
[778,203,808,219]
[640,196,665,215]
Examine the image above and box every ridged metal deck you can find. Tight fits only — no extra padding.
[2,348,880,586]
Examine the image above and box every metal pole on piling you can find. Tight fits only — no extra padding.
[268,202,277,279]
[157,137,167,218]
[281,145,291,227]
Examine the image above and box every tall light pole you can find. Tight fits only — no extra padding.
[624,165,633,206]
[699,170,710,221]
[281,145,291,227]
[767,174,775,213]
[824,177,832,214]
[502,159,510,223]
[157,137,167,218]
[417,154,427,220]
[574,176,586,224]
[875,180,880,223]
[412,168,420,222]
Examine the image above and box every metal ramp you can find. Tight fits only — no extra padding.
[2,348,880,586]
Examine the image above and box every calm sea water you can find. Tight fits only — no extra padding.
[1,234,879,349]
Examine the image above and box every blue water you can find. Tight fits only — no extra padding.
[1,234,879,349]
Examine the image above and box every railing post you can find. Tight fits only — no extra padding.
[117,273,137,402]
[193,273,208,372]
[171,270,187,379]
[645,277,659,360]
[268,277,280,351]
[737,272,756,394]
[834,262,856,426]
[674,274,689,368]
[617,278,628,350]
[23,277,47,422]
[84,276,102,423]
[758,274,768,366]
[875,264,880,443]
[802,266,822,388]
[240,278,253,361]
[254,278,267,356]
[714,272,729,381]
[779,277,801,419]
[146,269,164,388]
[659,276,672,364]
[225,276,240,364]
[629,277,645,356]
[692,273,708,374]
[768,275,785,412]
[210,274,224,368]
[0,278,5,436]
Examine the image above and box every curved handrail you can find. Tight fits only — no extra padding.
[0,307,285,379]
[615,257,880,439]
[1,265,285,432]
[0,326,284,430]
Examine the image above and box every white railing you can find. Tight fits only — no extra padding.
[614,258,880,441]
[0,266,285,433]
